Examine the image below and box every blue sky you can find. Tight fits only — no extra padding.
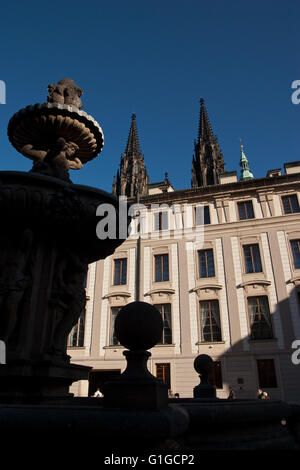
[0,0,299,192]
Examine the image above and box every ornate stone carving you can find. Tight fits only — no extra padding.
[27,137,81,181]
[0,229,33,344]
[47,78,83,109]
[50,252,88,358]
[7,80,104,182]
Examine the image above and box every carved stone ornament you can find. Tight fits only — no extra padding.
[191,284,222,298]
[7,79,104,181]
[239,279,271,294]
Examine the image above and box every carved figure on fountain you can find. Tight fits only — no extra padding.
[50,252,88,359]
[0,229,33,346]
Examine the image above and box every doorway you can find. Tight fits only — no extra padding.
[88,369,121,396]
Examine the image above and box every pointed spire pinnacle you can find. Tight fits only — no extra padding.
[113,113,149,197]
[198,98,214,143]
[125,113,142,157]
[239,139,254,181]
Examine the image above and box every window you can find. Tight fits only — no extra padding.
[195,205,210,225]
[68,309,85,347]
[257,359,277,388]
[109,307,121,345]
[154,304,172,344]
[243,244,262,273]
[154,212,168,230]
[247,296,273,340]
[290,240,300,269]
[156,363,170,389]
[199,300,222,342]
[238,201,254,220]
[209,361,223,389]
[114,258,127,285]
[155,254,169,282]
[198,249,215,278]
[282,195,300,214]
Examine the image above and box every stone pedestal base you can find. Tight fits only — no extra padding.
[104,377,168,410]
[193,383,216,399]
[0,360,90,403]
[103,349,168,409]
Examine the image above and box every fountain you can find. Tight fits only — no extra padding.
[0,78,123,401]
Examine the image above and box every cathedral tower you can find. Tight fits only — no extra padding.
[113,114,149,198]
[191,99,225,187]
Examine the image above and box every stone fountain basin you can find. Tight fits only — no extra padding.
[0,171,126,263]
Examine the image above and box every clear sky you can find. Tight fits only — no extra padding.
[0,0,299,192]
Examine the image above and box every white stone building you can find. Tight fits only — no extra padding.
[68,101,300,403]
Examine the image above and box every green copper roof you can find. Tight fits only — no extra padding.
[239,143,254,181]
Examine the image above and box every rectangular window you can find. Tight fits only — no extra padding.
[154,212,168,231]
[109,307,121,345]
[68,309,85,347]
[156,363,170,389]
[199,300,222,342]
[209,361,223,389]
[198,249,215,278]
[114,258,127,285]
[243,244,262,273]
[154,304,172,344]
[248,296,273,340]
[238,201,255,220]
[257,359,277,388]
[155,254,169,282]
[290,240,300,269]
[282,195,300,214]
[195,205,211,225]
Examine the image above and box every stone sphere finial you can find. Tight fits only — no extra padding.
[115,301,163,351]
[194,354,214,376]
[104,301,168,409]
[193,354,216,399]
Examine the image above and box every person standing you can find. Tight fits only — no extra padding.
[257,388,269,399]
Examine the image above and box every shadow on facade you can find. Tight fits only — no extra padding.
[207,286,300,404]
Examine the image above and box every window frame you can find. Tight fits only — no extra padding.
[199,299,222,343]
[153,303,173,345]
[247,295,274,340]
[281,194,300,215]
[109,306,121,346]
[195,205,211,226]
[154,211,168,231]
[237,200,255,220]
[290,239,300,270]
[257,359,278,388]
[154,253,170,282]
[243,243,263,274]
[208,361,223,389]
[68,309,86,347]
[113,258,128,286]
[198,248,216,278]
[155,363,171,389]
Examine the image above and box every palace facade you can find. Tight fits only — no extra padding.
[68,100,300,403]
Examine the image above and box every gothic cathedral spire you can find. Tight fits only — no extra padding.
[191,99,225,187]
[112,114,149,198]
